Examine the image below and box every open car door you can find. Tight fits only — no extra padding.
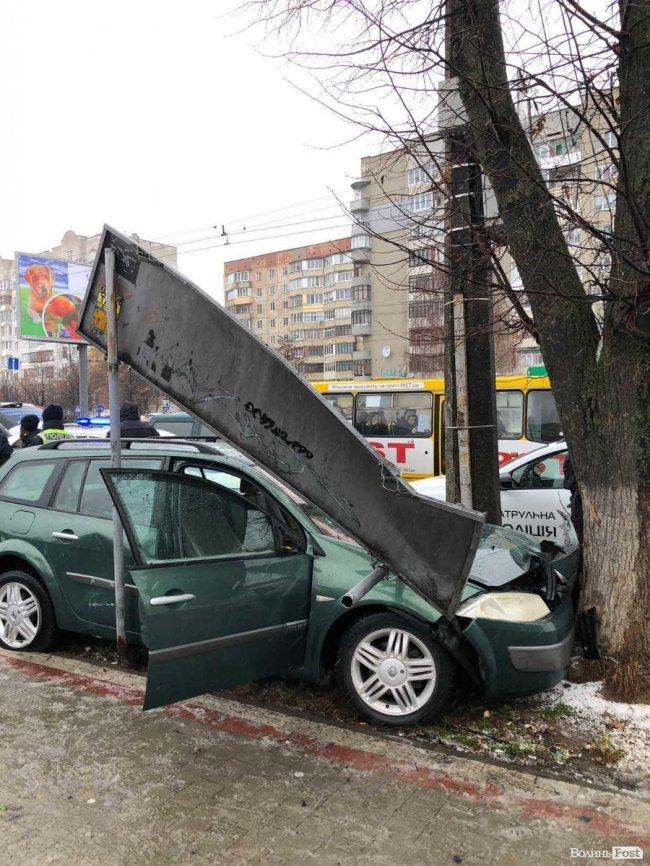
[101,468,313,710]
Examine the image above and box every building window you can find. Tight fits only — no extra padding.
[335,271,353,282]
[603,130,616,148]
[270,319,275,328]
[256,321,262,330]
[595,164,617,182]
[269,286,275,296]
[226,289,237,302]
[516,347,543,368]
[407,164,432,187]
[255,271,261,281]
[256,287,263,297]
[270,301,275,311]
[563,228,580,247]
[537,143,550,159]
[510,266,523,290]
[352,285,371,301]
[283,317,289,326]
[282,301,288,309]
[351,234,371,249]
[281,284,288,294]
[595,194,616,212]
[268,269,275,279]
[410,193,433,213]
[257,304,263,313]
[352,309,371,325]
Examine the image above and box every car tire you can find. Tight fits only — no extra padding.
[0,571,57,652]
[336,612,455,726]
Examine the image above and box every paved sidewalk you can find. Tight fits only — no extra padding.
[0,649,647,866]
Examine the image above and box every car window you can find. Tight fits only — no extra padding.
[53,460,88,512]
[79,458,163,519]
[526,391,562,443]
[511,451,568,490]
[496,391,523,439]
[151,418,194,437]
[0,460,58,503]
[0,404,42,430]
[107,472,276,562]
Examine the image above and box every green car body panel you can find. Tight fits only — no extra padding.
[0,444,578,709]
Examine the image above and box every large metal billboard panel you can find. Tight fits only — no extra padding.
[79,227,484,616]
[16,253,90,344]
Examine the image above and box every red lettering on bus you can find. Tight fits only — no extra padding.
[386,442,415,464]
[368,441,385,457]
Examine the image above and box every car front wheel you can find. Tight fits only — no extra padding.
[336,612,455,726]
[0,571,56,652]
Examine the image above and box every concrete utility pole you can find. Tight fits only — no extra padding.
[440,0,501,523]
[105,248,127,654]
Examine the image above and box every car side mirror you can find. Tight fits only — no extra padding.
[499,475,514,490]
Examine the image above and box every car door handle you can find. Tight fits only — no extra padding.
[149,594,196,606]
[52,531,79,541]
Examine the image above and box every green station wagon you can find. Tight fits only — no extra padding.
[0,440,578,725]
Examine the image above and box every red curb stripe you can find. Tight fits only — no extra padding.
[1,653,648,846]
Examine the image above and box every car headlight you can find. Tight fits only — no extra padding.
[456,592,550,622]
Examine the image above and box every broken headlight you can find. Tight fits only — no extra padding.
[456,592,550,623]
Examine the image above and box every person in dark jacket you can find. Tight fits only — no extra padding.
[13,414,41,449]
[116,402,159,439]
[0,428,12,467]
[36,405,74,445]
[563,454,583,545]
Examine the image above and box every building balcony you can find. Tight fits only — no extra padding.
[353,348,371,361]
[351,177,371,193]
[351,297,371,311]
[539,151,581,170]
[229,294,252,306]
[351,248,370,264]
[350,197,369,214]
[352,274,371,288]
[351,322,372,336]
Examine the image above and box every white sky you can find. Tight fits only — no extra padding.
[0,0,374,301]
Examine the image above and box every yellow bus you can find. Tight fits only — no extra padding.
[312,374,560,480]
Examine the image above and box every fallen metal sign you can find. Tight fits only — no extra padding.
[79,227,484,616]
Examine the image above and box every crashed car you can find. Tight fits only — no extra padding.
[0,440,577,725]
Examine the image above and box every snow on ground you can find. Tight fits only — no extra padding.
[532,679,650,789]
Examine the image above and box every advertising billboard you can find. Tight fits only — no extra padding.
[17,253,91,343]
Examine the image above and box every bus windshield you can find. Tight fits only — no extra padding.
[526,390,562,443]
[355,392,432,438]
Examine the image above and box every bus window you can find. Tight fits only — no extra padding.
[526,390,562,443]
[322,392,353,422]
[355,392,432,438]
[496,390,523,439]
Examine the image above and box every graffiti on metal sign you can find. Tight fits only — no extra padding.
[244,402,313,459]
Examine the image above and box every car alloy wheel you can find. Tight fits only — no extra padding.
[337,612,456,725]
[350,627,437,716]
[0,581,41,649]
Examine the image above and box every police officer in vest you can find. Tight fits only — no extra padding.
[35,405,74,445]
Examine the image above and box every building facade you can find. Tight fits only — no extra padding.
[224,238,372,381]
[351,97,617,378]
[0,230,177,389]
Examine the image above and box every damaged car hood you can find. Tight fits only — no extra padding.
[468,525,544,587]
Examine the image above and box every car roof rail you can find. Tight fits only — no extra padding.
[37,438,222,454]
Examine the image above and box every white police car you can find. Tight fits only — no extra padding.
[411,441,576,549]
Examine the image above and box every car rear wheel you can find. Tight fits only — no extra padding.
[0,571,56,652]
[336,612,455,726]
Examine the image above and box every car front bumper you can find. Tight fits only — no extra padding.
[462,587,575,701]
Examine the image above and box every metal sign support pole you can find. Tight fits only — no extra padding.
[105,248,126,654]
[78,343,89,417]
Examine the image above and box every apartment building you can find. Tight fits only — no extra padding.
[351,95,618,377]
[224,238,369,381]
[0,229,177,388]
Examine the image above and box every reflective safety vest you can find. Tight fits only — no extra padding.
[38,428,74,444]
